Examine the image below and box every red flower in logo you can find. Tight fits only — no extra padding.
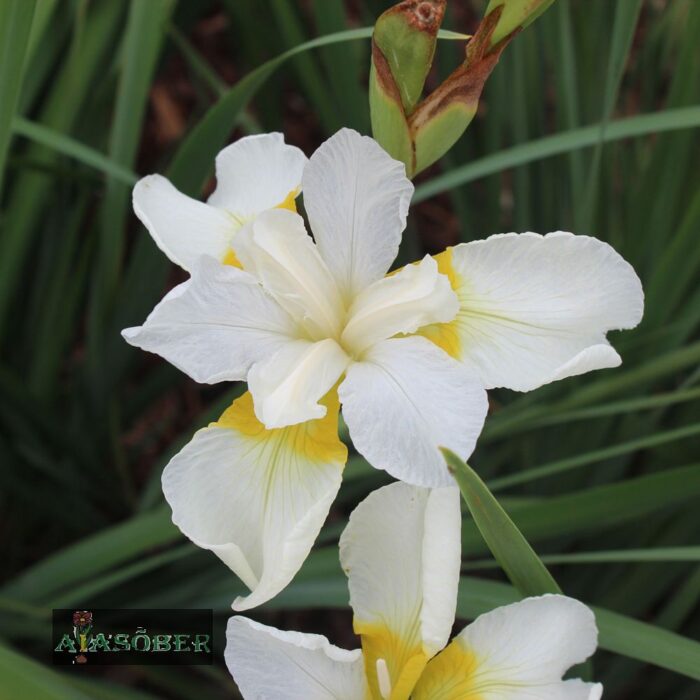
[73,610,93,626]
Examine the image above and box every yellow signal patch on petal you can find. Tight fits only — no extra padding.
[356,621,428,700]
[411,638,483,700]
[215,389,346,465]
[220,189,298,269]
[276,188,299,213]
[417,248,463,360]
[222,248,243,268]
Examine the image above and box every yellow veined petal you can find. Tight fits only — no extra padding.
[412,595,601,700]
[162,388,347,611]
[215,388,347,465]
[421,233,644,392]
[356,622,427,700]
[417,248,463,360]
[410,638,483,700]
[339,483,462,699]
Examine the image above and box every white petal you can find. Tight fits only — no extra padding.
[226,617,367,700]
[122,257,299,383]
[412,595,600,699]
[208,132,307,218]
[162,391,346,611]
[234,209,345,340]
[339,337,487,487]
[428,232,644,391]
[339,482,461,699]
[133,174,236,272]
[303,128,414,301]
[457,595,598,684]
[341,256,458,356]
[248,338,350,429]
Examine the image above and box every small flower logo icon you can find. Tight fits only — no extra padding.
[72,610,93,664]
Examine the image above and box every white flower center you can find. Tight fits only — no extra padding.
[231,210,459,428]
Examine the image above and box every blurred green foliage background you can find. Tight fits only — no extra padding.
[0,1,699,698]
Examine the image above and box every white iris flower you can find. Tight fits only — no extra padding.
[122,128,643,610]
[226,482,603,700]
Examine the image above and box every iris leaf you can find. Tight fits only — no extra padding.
[441,448,561,597]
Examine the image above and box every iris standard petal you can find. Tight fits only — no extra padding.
[412,595,601,699]
[339,337,488,487]
[302,128,414,301]
[207,132,307,218]
[341,255,458,356]
[122,257,299,383]
[420,232,644,391]
[339,482,461,700]
[226,617,368,700]
[161,391,347,611]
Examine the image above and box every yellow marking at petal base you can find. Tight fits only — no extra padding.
[417,248,463,360]
[222,248,243,268]
[356,621,428,700]
[214,389,347,465]
[411,639,484,700]
[221,190,297,269]
[276,188,299,213]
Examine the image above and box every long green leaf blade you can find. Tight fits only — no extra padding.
[442,448,561,597]
[415,106,700,202]
[0,0,36,194]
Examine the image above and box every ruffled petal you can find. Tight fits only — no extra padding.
[226,616,368,700]
[207,132,307,219]
[162,391,347,611]
[122,257,299,383]
[412,595,601,699]
[339,337,487,487]
[303,128,414,301]
[420,232,644,391]
[133,174,236,272]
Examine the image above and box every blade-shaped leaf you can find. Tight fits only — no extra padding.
[441,448,561,597]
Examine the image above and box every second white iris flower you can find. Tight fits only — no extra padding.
[123,128,643,610]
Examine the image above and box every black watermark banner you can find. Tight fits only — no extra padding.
[52,609,213,665]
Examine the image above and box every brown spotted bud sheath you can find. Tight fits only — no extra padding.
[409,0,557,174]
[370,1,446,176]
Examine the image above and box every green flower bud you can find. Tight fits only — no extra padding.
[409,7,504,175]
[485,0,557,46]
[370,1,446,175]
[370,0,558,177]
[369,43,414,173]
